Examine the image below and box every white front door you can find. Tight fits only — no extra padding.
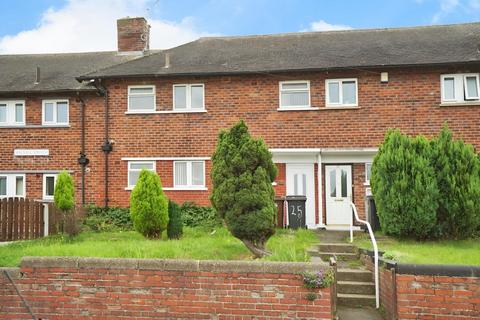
[325,165,352,225]
[286,163,316,228]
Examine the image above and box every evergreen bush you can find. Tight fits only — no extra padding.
[430,124,480,238]
[83,206,133,232]
[180,202,221,229]
[130,170,168,238]
[371,129,439,239]
[167,201,183,239]
[54,171,75,211]
[210,120,277,258]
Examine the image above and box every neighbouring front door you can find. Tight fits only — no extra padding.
[325,165,352,225]
[286,163,315,228]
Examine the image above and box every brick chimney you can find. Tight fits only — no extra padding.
[117,17,150,52]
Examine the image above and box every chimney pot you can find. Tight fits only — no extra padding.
[117,17,150,53]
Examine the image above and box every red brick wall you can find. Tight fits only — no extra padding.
[7,257,335,319]
[0,269,30,317]
[361,253,480,319]
[396,274,480,319]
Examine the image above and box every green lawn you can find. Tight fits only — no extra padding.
[353,233,480,266]
[0,227,318,267]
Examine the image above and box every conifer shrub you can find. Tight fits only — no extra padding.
[54,171,75,211]
[167,201,183,239]
[430,124,480,238]
[371,129,439,239]
[130,170,168,238]
[211,120,277,258]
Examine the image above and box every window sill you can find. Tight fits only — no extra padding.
[324,105,359,110]
[363,182,370,187]
[439,101,480,107]
[125,110,207,115]
[277,107,319,111]
[0,125,70,128]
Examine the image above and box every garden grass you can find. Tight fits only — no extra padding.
[0,227,318,267]
[353,233,480,266]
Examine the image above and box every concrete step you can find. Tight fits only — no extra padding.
[337,280,375,295]
[337,293,376,307]
[317,252,358,261]
[337,268,373,282]
[316,243,358,254]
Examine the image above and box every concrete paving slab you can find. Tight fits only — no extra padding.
[337,306,384,320]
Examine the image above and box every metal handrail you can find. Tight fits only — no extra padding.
[349,201,379,309]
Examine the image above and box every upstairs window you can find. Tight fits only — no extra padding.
[0,101,25,126]
[128,86,156,112]
[326,79,358,107]
[173,84,205,111]
[441,74,480,103]
[127,161,155,188]
[42,100,69,125]
[0,174,25,198]
[174,161,205,189]
[279,81,311,109]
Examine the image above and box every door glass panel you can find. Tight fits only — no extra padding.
[302,174,306,196]
[0,177,6,196]
[329,169,336,197]
[294,174,298,195]
[341,169,347,197]
[15,176,24,196]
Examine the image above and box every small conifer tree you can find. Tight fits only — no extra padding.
[167,200,183,239]
[211,120,277,258]
[430,124,480,238]
[371,129,439,239]
[54,171,75,211]
[130,170,168,238]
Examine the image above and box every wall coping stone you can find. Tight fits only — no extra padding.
[21,256,328,274]
[0,267,21,279]
[360,249,480,277]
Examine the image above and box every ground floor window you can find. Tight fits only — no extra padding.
[174,161,205,189]
[43,174,58,200]
[0,174,25,198]
[127,161,156,189]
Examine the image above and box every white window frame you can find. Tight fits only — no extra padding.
[127,85,156,113]
[42,174,58,200]
[173,161,205,190]
[365,163,372,185]
[127,161,156,189]
[441,74,480,104]
[173,84,205,111]
[278,80,312,110]
[0,174,26,198]
[0,100,25,126]
[42,99,69,125]
[325,78,358,107]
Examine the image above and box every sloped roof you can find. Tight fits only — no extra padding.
[0,51,150,93]
[79,22,480,80]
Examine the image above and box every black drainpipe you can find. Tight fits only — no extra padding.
[76,94,89,206]
[94,80,112,208]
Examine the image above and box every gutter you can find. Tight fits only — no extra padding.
[76,60,480,81]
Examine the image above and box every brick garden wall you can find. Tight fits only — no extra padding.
[0,257,335,319]
[361,252,480,320]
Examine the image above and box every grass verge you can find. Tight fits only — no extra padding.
[0,227,318,267]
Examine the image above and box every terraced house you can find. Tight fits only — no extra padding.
[1,17,480,230]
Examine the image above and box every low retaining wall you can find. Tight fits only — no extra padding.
[1,257,334,319]
[361,251,480,320]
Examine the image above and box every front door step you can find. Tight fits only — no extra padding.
[337,280,375,295]
[337,293,376,308]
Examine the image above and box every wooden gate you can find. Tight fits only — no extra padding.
[0,198,61,241]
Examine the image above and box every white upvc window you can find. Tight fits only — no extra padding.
[174,161,205,189]
[42,100,69,125]
[325,78,358,107]
[127,161,156,188]
[173,84,205,111]
[279,81,311,109]
[43,174,58,200]
[365,163,372,185]
[0,174,25,198]
[128,85,156,112]
[0,101,25,126]
[441,74,480,103]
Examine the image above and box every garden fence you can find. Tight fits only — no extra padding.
[0,198,63,241]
